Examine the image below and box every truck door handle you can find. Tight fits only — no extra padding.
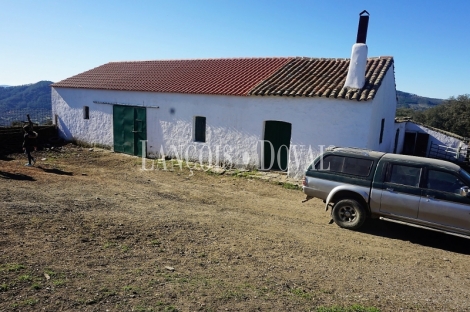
[426,195,435,199]
[386,188,394,191]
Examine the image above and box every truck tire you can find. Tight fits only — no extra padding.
[332,199,367,230]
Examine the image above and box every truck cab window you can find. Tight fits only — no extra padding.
[387,164,421,187]
[427,170,466,194]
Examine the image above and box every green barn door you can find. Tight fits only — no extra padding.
[113,105,147,157]
[133,107,147,157]
[263,121,292,171]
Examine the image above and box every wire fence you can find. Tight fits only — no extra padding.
[0,108,53,127]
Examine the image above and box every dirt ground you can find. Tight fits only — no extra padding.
[1,145,470,312]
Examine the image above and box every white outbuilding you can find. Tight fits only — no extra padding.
[51,11,401,177]
[51,54,398,177]
[394,119,469,164]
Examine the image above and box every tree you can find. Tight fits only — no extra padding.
[396,94,470,138]
[421,94,470,138]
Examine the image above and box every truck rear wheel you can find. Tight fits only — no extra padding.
[332,199,367,230]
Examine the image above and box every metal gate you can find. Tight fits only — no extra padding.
[113,105,147,156]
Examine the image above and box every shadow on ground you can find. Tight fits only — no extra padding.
[0,155,15,161]
[37,166,73,176]
[360,219,470,255]
[0,171,36,181]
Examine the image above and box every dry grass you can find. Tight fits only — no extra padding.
[1,145,470,311]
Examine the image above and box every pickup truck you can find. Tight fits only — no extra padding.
[302,147,470,239]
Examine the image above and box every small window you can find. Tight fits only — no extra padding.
[387,164,421,187]
[427,170,466,194]
[379,118,385,144]
[194,116,206,142]
[83,106,89,119]
[315,155,372,177]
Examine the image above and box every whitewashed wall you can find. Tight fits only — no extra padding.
[52,86,393,178]
[366,66,397,152]
[52,88,114,146]
[393,121,407,154]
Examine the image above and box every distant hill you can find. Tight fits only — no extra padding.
[396,90,443,110]
[0,81,54,126]
[0,81,53,111]
[0,85,10,88]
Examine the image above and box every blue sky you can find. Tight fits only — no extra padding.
[1,0,468,99]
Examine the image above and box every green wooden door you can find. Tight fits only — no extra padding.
[263,121,292,171]
[113,105,147,156]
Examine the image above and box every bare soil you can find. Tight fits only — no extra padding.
[1,145,470,312]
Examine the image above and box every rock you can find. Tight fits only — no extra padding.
[165,266,175,272]
[210,167,226,175]
[89,148,94,151]
[41,158,47,161]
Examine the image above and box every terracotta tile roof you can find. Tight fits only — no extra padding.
[51,58,293,97]
[249,56,394,101]
[52,56,394,101]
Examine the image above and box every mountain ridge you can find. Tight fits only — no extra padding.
[0,81,53,110]
[396,90,443,110]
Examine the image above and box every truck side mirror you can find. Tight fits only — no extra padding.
[460,186,470,197]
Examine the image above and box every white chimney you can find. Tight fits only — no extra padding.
[344,10,369,90]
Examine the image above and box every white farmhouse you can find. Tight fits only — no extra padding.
[51,12,400,177]
[51,55,397,176]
